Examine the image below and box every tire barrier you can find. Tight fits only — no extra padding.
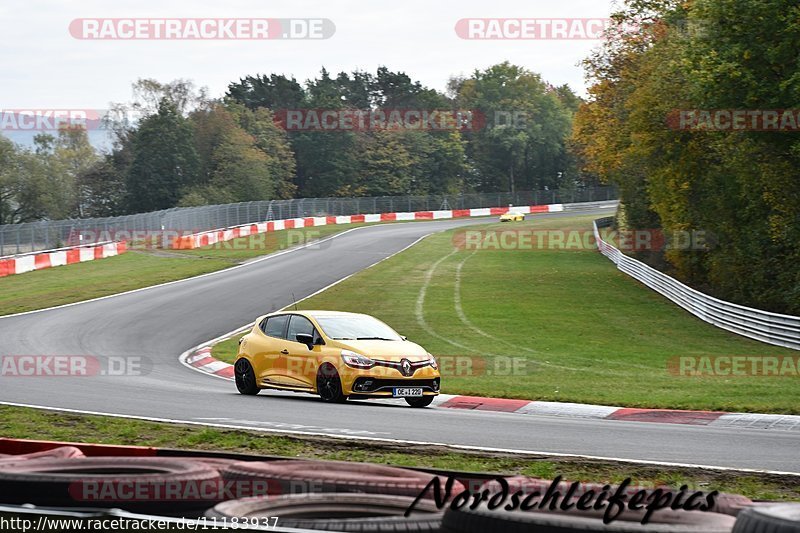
[441,506,736,532]
[0,457,222,513]
[220,459,464,498]
[0,446,85,462]
[0,445,781,532]
[732,504,800,533]
[480,476,753,517]
[207,493,443,532]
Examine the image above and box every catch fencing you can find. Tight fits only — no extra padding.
[0,186,616,256]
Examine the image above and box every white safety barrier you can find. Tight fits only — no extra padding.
[594,218,800,350]
[0,241,127,278]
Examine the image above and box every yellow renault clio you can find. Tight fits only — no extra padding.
[234,311,440,407]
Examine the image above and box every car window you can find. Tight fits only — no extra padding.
[287,315,316,343]
[314,315,402,340]
[261,315,289,339]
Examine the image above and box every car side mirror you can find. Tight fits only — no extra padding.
[401,335,407,341]
[295,333,314,350]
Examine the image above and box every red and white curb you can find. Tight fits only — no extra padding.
[184,347,235,379]
[183,348,800,431]
[172,203,565,249]
[0,241,127,278]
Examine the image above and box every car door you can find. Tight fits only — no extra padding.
[251,314,291,385]
[284,314,322,389]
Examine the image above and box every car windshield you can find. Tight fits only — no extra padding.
[315,315,402,341]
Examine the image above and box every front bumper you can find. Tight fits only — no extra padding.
[340,365,441,397]
[350,377,440,396]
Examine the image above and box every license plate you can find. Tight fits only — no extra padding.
[393,387,423,397]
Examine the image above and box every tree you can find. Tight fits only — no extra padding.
[457,62,575,192]
[227,74,304,111]
[182,102,295,205]
[571,0,800,314]
[232,104,297,199]
[126,98,200,212]
[77,157,126,217]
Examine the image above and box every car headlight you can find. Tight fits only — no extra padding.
[427,353,438,370]
[341,350,375,369]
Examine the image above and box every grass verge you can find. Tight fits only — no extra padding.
[0,224,362,316]
[0,405,796,501]
[213,214,800,413]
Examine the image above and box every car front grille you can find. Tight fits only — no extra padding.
[352,377,440,393]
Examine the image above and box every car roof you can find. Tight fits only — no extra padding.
[266,310,369,319]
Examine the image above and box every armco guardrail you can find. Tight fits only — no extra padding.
[593,217,800,350]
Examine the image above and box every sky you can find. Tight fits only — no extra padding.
[1,0,618,145]
[1,0,620,103]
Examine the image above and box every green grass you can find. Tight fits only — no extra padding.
[215,214,799,413]
[170,224,364,262]
[0,224,362,316]
[0,405,796,501]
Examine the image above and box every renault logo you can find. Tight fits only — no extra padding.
[401,358,413,376]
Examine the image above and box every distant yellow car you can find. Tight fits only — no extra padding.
[234,311,440,407]
[500,211,525,222]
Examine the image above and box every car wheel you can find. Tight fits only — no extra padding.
[406,396,434,408]
[317,364,347,403]
[234,358,259,395]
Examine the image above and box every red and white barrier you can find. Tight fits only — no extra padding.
[0,241,127,278]
[172,203,565,250]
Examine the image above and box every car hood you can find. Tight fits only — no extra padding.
[335,340,429,361]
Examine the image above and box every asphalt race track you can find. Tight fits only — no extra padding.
[0,211,797,474]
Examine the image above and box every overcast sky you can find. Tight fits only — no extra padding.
[2,0,619,112]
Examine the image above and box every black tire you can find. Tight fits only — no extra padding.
[234,358,259,395]
[710,493,753,516]
[207,493,443,532]
[316,364,346,403]
[221,459,463,498]
[481,477,752,517]
[0,446,85,462]
[732,504,800,533]
[0,457,221,512]
[442,507,736,533]
[406,396,434,408]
